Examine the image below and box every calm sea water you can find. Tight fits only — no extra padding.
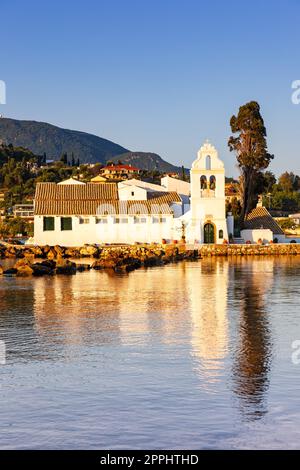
[0,257,300,450]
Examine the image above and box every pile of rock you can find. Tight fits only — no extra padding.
[0,258,83,277]
[0,244,199,276]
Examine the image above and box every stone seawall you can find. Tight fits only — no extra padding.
[197,243,300,256]
[0,243,299,277]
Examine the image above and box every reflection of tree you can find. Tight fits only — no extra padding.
[232,260,273,420]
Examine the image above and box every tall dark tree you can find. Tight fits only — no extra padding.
[60,153,68,165]
[228,101,274,225]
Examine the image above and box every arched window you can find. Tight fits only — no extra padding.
[206,155,211,170]
[210,175,216,190]
[219,229,224,239]
[200,175,207,189]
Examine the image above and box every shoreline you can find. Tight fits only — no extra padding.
[1,242,300,277]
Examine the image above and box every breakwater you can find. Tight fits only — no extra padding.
[0,244,198,276]
[0,242,299,277]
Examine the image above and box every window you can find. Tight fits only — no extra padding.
[120,218,128,224]
[134,217,147,224]
[153,216,166,223]
[131,191,135,196]
[114,218,120,224]
[61,217,72,231]
[206,155,211,170]
[95,217,108,224]
[219,229,224,239]
[79,217,90,224]
[43,216,55,231]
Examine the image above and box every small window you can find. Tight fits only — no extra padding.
[120,218,128,224]
[95,217,108,224]
[131,191,134,196]
[114,217,120,224]
[152,217,159,223]
[206,155,211,170]
[61,217,72,231]
[134,217,147,224]
[79,217,90,224]
[43,216,55,231]
[219,229,224,239]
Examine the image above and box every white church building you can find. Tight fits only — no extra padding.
[33,141,233,246]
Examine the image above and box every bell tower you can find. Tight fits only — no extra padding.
[189,141,228,244]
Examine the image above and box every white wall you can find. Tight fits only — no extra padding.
[241,229,273,244]
[161,176,191,196]
[34,214,177,246]
[118,185,147,201]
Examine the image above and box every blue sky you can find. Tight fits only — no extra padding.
[1,0,300,176]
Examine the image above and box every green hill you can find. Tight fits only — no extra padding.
[0,117,184,172]
[0,118,128,164]
[110,152,183,173]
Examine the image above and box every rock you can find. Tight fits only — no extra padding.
[16,265,34,277]
[54,245,64,257]
[14,258,32,269]
[76,264,91,272]
[79,245,99,257]
[47,248,56,260]
[32,246,43,257]
[32,263,54,276]
[40,259,56,269]
[3,268,18,276]
[92,258,117,269]
[23,253,35,263]
[55,259,77,275]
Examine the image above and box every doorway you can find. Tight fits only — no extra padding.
[204,223,215,244]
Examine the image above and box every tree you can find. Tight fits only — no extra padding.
[60,153,68,165]
[278,172,299,192]
[262,171,277,193]
[228,101,274,225]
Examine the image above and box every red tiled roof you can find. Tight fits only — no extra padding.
[101,165,140,171]
[34,182,179,215]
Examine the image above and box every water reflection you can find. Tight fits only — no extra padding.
[231,258,274,420]
[187,259,229,384]
[0,259,274,402]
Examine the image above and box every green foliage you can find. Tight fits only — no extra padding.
[0,217,33,237]
[228,101,273,223]
[0,143,74,211]
[276,218,296,230]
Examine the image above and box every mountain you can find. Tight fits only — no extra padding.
[110,152,184,173]
[0,117,184,173]
[0,118,128,164]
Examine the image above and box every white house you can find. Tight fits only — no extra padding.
[33,141,234,246]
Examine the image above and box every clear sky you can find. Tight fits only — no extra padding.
[1,0,300,176]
